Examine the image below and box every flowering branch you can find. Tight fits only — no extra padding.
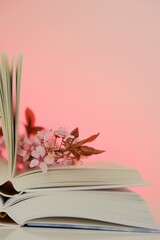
[0,108,105,173]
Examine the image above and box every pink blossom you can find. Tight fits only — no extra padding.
[23,152,31,161]
[33,130,53,144]
[43,129,53,142]
[30,159,39,168]
[29,159,47,173]
[66,132,74,139]
[17,136,34,161]
[31,145,45,158]
[56,158,65,163]
[39,162,48,173]
[33,132,43,145]
[29,154,54,173]
[44,155,54,164]
[17,148,27,157]
[17,127,79,173]
[57,156,73,166]
[54,127,67,138]
[54,127,74,139]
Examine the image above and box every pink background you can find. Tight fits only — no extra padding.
[0,0,160,217]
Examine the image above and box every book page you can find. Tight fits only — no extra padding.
[0,158,9,185]
[5,190,158,230]
[0,194,5,210]
[0,55,14,177]
[12,161,146,192]
[12,55,22,177]
[0,55,22,179]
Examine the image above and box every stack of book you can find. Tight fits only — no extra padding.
[0,54,159,234]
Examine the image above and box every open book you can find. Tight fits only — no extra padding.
[0,156,149,197]
[0,54,147,197]
[0,54,159,233]
[0,188,159,232]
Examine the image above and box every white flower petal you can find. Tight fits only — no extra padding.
[57,158,65,163]
[54,127,67,138]
[36,145,45,157]
[24,136,32,145]
[33,136,40,145]
[37,131,43,139]
[66,132,74,139]
[29,159,39,168]
[31,149,40,158]
[39,162,48,173]
[18,149,27,157]
[23,153,30,161]
[43,129,53,142]
[44,155,54,165]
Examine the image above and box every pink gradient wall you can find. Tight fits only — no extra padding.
[0,0,160,209]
